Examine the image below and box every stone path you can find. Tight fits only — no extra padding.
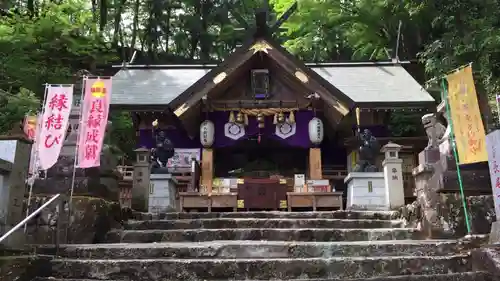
[34,211,495,280]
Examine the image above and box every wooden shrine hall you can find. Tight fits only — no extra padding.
[110,13,435,212]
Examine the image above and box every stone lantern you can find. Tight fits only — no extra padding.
[381,142,404,209]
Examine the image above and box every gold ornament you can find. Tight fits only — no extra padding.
[289,111,295,124]
[277,112,285,123]
[229,111,235,123]
[257,113,265,128]
[236,111,244,123]
[249,41,272,54]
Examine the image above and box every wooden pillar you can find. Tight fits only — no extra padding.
[201,148,214,194]
[309,148,322,180]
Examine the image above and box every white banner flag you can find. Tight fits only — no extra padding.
[37,85,73,170]
[486,129,500,221]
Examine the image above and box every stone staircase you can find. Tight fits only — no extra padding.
[34,211,495,280]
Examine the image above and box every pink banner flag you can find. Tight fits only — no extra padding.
[37,85,73,170]
[77,78,112,168]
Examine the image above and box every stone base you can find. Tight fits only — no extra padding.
[148,174,177,213]
[344,172,387,210]
[419,148,440,165]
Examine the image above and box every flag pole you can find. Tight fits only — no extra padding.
[441,77,472,235]
[24,84,49,233]
[496,94,500,125]
[66,77,86,242]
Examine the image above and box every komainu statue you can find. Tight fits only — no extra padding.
[151,130,174,170]
[353,129,380,172]
[422,113,446,149]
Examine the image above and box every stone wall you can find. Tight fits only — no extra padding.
[399,194,495,238]
[24,195,122,245]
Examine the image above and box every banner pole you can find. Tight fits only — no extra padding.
[24,84,49,233]
[66,78,86,243]
[441,78,472,235]
[496,94,500,125]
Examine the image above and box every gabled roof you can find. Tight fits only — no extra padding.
[110,38,435,113]
[111,68,210,107]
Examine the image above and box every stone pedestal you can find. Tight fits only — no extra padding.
[148,174,177,213]
[344,172,387,210]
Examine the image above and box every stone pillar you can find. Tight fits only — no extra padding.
[0,136,32,248]
[308,148,322,180]
[381,142,405,209]
[201,148,213,194]
[132,148,151,211]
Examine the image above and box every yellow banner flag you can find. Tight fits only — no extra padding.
[446,65,487,164]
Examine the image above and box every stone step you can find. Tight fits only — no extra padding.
[53,240,472,259]
[32,271,497,281]
[133,211,399,221]
[106,228,420,243]
[124,218,403,230]
[49,255,471,280]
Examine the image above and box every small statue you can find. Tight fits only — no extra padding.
[151,130,174,170]
[422,113,446,149]
[353,129,380,172]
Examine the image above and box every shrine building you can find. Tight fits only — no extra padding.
[110,33,435,212]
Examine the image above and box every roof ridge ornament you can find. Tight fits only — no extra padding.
[249,41,272,54]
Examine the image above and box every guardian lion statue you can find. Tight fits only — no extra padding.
[421,113,447,149]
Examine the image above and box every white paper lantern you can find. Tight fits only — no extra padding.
[200,120,215,147]
[308,117,324,145]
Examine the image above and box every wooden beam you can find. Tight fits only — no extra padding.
[173,48,257,118]
[266,45,350,120]
[309,148,322,180]
[201,149,214,194]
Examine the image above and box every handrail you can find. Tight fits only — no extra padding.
[0,194,61,244]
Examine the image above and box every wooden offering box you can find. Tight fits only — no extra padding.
[179,192,238,212]
[286,192,343,211]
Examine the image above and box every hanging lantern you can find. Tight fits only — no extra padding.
[308,117,324,145]
[200,120,215,147]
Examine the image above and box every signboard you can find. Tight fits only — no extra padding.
[486,130,500,220]
[167,148,201,169]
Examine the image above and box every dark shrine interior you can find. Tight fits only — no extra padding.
[214,136,308,178]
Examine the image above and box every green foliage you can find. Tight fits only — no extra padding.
[108,111,135,163]
[1,0,499,153]
[0,88,39,133]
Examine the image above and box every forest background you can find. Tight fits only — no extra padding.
[0,0,498,162]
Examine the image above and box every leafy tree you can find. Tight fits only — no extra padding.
[0,88,39,133]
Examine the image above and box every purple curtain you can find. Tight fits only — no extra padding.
[210,110,313,148]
